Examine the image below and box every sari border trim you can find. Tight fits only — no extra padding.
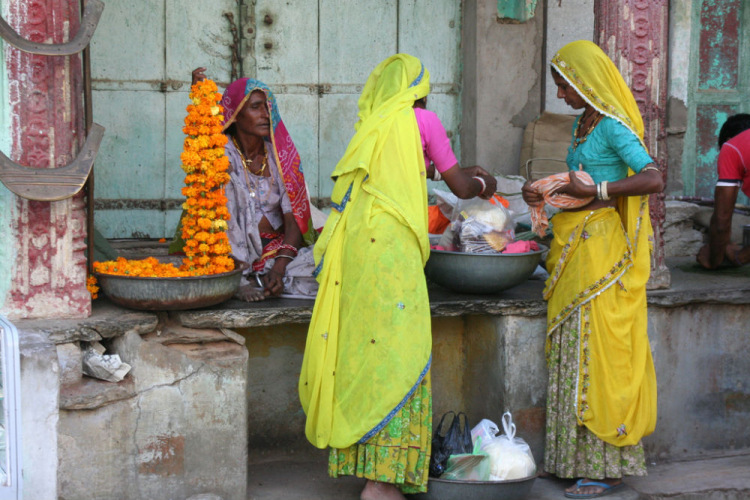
[546,259,631,338]
[358,354,432,444]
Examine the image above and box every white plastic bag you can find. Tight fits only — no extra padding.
[470,418,499,446]
[452,198,515,253]
[481,412,536,481]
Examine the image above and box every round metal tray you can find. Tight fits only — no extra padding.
[413,474,537,500]
[94,260,247,311]
[424,247,545,294]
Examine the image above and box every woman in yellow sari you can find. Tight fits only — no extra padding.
[298,54,495,500]
[522,40,663,499]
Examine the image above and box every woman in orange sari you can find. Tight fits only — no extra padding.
[522,40,663,499]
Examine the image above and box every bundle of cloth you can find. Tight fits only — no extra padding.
[527,170,595,237]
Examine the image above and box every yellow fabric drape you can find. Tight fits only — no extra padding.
[546,40,657,446]
[299,54,432,449]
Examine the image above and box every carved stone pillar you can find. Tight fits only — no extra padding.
[4,0,90,318]
[595,0,671,289]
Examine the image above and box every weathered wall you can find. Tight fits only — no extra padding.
[544,0,595,114]
[237,296,750,465]
[1,0,91,319]
[19,330,59,500]
[461,0,544,175]
[0,31,14,307]
[666,0,693,195]
[18,308,249,500]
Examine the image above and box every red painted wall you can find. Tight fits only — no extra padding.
[4,0,90,318]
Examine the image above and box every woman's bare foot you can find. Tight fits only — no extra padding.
[565,478,622,497]
[360,480,405,500]
[235,284,266,302]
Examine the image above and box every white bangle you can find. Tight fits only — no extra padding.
[432,168,442,181]
[472,176,487,195]
[601,180,610,200]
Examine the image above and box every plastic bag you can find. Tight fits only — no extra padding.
[470,418,500,446]
[451,198,515,253]
[442,437,490,481]
[481,412,536,481]
[429,411,473,477]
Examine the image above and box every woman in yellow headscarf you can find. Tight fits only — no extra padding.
[299,54,495,499]
[522,40,663,499]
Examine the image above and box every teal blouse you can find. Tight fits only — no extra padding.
[566,116,653,184]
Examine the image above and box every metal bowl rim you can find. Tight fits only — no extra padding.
[93,261,248,282]
[429,473,538,485]
[429,245,547,258]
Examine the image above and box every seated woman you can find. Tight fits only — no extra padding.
[188,68,318,301]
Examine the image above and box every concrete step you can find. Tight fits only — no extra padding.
[246,450,750,500]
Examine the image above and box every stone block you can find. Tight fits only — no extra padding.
[59,329,248,500]
[56,342,82,386]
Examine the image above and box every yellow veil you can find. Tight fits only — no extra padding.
[546,40,656,446]
[299,54,432,449]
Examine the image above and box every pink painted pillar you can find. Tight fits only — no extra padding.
[595,0,671,289]
[4,0,90,319]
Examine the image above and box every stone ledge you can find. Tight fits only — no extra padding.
[76,259,750,331]
[60,376,136,411]
[16,300,159,344]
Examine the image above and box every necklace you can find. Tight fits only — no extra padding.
[572,111,603,151]
[232,136,268,176]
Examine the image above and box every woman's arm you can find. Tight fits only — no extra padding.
[554,167,663,199]
[262,212,303,296]
[441,163,497,200]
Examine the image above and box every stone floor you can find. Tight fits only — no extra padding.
[246,449,750,500]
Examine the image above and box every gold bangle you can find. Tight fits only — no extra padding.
[642,165,660,173]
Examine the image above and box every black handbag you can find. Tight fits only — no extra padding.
[429,411,473,477]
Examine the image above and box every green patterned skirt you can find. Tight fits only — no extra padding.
[328,371,432,494]
[544,307,647,479]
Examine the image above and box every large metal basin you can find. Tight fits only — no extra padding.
[94,260,247,311]
[412,474,536,500]
[425,248,545,294]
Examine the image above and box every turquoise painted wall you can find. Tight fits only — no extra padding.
[0,10,16,308]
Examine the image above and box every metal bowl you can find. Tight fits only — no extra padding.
[424,247,545,294]
[412,474,536,500]
[94,260,247,311]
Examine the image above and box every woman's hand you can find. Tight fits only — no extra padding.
[262,267,285,296]
[521,180,543,207]
[461,165,492,178]
[477,174,497,200]
[553,170,596,199]
[191,67,207,86]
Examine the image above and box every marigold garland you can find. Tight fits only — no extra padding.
[86,275,99,299]
[93,79,234,281]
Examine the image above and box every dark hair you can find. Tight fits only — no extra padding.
[718,113,750,148]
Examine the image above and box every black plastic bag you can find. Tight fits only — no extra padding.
[429,411,473,477]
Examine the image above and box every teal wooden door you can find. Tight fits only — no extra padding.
[91,1,462,239]
[683,0,750,205]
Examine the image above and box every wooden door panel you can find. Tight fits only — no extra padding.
[165,0,236,82]
[255,0,319,84]
[92,90,166,199]
[398,0,461,85]
[90,0,165,82]
[318,0,397,85]
[698,0,741,90]
[278,94,320,198]
[318,94,361,198]
[686,0,749,205]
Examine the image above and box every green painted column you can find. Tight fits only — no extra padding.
[0,34,15,307]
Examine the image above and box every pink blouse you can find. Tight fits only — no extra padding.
[415,107,458,173]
